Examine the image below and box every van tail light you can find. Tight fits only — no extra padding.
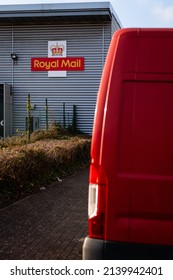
[88,161,107,239]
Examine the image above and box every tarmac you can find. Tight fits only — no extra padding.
[0,168,89,260]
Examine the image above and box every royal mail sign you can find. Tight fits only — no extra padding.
[31,57,84,71]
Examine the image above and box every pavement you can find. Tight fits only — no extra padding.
[0,168,89,260]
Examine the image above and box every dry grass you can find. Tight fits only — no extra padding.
[0,127,91,208]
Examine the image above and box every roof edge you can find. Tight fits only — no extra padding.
[0,2,121,25]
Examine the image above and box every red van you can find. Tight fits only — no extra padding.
[83,28,173,259]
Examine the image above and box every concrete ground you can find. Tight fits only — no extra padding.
[0,168,89,260]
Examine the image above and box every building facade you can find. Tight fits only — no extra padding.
[0,2,121,137]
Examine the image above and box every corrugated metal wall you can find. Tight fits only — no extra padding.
[0,20,119,135]
[111,13,121,35]
[0,26,12,85]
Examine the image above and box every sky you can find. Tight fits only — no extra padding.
[0,0,173,28]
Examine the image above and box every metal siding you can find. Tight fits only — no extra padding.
[0,26,12,84]
[112,15,121,35]
[0,20,119,135]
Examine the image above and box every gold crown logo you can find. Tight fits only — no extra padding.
[50,43,64,56]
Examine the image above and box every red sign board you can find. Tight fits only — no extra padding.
[31,57,84,71]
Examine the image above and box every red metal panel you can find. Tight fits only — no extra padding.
[89,28,173,246]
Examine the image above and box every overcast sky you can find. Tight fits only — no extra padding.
[0,0,173,28]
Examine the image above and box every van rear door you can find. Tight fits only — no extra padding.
[102,29,173,246]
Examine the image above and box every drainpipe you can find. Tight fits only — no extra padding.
[11,25,14,88]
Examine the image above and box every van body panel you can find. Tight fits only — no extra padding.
[83,28,173,259]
